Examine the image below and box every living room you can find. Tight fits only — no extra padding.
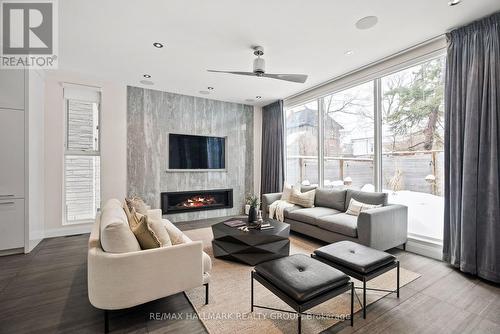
[0,0,499,333]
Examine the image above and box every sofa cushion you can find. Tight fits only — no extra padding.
[314,188,347,211]
[315,213,358,237]
[301,185,317,193]
[314,241,396,274]
[254,254,350,303]
[288,207,341,225]
[345,189,387,210]
[283,205,302,217]
[100,199,141,253]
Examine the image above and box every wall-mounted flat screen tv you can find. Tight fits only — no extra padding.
[168,134,226,170]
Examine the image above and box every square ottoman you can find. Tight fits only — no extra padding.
[312,241,399,319]
[252,254,354,333]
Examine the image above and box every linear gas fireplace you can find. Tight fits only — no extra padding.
[161,189,233,214]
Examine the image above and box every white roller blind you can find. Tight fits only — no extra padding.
[63,83,101,103]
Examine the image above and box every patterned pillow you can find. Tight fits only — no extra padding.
[345,198,382,216]
[289,187,316,208]
[125,196,148,215]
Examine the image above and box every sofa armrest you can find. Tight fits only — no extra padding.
[88,241,203,310]
[357,204,408,251]
[261,192,283,218]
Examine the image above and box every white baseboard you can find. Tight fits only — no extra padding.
[44,224,93,238]
[406,237,443,260]
[25,238,43,253]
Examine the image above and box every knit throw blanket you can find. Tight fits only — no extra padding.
[268,200,294,222]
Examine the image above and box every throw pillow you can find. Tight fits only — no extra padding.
[289,187,316,208]
[281,182,294,202]
[99,200,141,253]
[130,214,161,249]
[164,219,185,245]
[147,215,173,247]
[125,196,148,215]
[345,198,382,216]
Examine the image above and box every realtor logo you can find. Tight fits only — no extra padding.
[1,0,58,68]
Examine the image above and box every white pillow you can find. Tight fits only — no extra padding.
[289,187,316,208]
[345,198,382,216]
[147,215,172,247]
[281,182,294,201]
[99,200,141,253]
[163,218,186,245]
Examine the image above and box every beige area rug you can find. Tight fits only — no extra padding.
[185,227,420,334]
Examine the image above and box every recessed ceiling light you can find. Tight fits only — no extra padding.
[245,99,255,103]
[199,90,210,95]
[153,42,164,48]
[448,0,461,6]
[256,96,262,99]
[344,50,354,56]
[207,87,214,90]
[355,16,378,30]
[140,80,154,85]
[143,74,151,78]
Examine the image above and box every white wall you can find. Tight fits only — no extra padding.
[253,106,262,196]
[43,71,127,237]
[26,70,46,251]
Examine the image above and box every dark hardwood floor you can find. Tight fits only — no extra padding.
[0,218,499,334]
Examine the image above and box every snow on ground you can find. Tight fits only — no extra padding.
[385,190,444,241]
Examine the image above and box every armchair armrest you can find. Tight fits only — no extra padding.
[88,241,203,310]
[357,204,408,251]
[261,192,283,218]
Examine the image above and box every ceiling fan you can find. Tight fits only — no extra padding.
[207,46,308,84]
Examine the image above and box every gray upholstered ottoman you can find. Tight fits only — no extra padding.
[251,254,354,333]
[312,241,399,319]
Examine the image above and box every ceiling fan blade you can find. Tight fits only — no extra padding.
[261,73,308,83]
[207,70,257,77]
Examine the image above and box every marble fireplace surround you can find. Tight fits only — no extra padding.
[127,86,254,223]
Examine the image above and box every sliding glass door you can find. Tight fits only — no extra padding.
[284,55,446,243]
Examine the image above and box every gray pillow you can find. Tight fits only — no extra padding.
[345,189,388,211]
[314,188,347,211]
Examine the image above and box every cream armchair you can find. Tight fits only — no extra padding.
[88,201,211,333]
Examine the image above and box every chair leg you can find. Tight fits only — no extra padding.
[204,283,209,305]
[350,282,354,326]
[397,261,400,298]
[104,310,109,333]
[363,278,367,319]
[298,313,302,334]
[250,271,254,312]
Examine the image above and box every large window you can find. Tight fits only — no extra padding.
[323,81,374,189]
[381,58,445,241]
[63,85,101,224]
[285,101,319,186]
[284,55,446,242]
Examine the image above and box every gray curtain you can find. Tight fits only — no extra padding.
[444,12,500,283]
[261,100,285,194]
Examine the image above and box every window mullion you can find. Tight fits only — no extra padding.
[318,98,324,188]
[374,78,383,192]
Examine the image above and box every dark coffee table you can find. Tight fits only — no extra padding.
[212,218,290,265]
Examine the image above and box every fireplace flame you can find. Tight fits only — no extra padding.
[177,195,217,208]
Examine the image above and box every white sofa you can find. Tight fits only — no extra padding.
[88,199,211,332]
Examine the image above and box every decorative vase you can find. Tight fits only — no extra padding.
[248,206,258,225]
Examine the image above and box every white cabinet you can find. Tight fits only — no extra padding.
[0,70,25,110]
[0,109,25,198]
[0,199,25,250]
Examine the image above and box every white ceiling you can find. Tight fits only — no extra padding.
[57,0,500,106]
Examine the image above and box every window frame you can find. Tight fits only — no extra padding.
[62,88,102,225]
